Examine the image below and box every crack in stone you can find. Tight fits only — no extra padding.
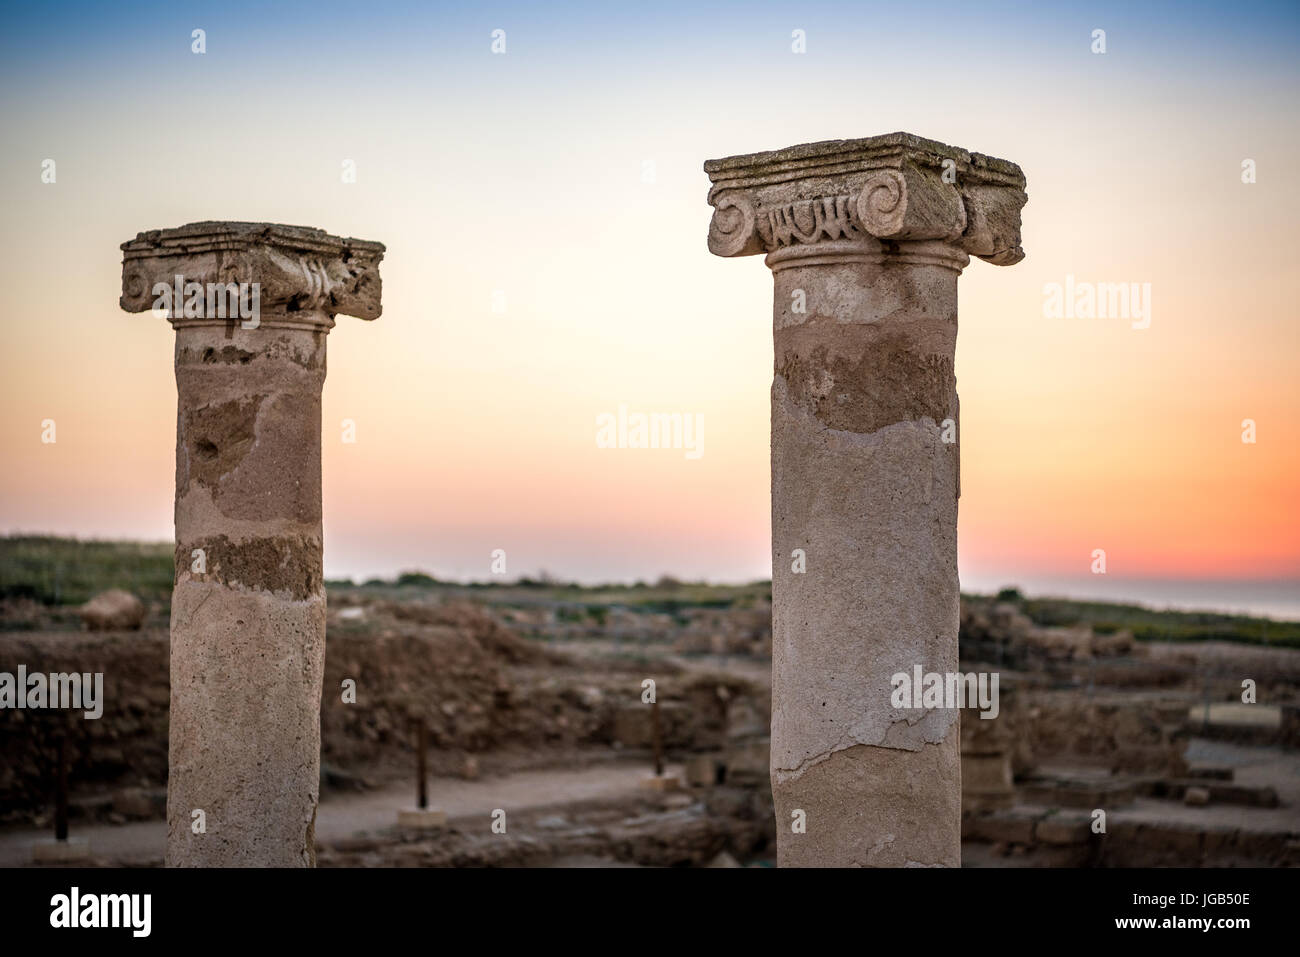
[864,833,896,864]
[773,724,955,784]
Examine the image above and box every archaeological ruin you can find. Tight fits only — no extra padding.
[705,132,1027,866]
[118,223,385,866]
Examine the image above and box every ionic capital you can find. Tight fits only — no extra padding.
[705,132,1026,271]
[120,222,385,329]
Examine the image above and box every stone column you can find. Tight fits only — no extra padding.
[704,134,1026,867]
[119,223,384,866]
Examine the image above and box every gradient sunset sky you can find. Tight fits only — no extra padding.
[1,1,1297,607]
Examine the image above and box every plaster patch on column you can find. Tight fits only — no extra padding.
[773,373,949,452]
[179,384,323,524]
[776,335,954,433]
[182,396,265,489]
[175,534,323,599]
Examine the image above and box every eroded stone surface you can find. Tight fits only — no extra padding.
[705,134,1025,867]
[120,222,383,867]
[166,583,326,866]
[705,132,1026,267]
[121,222,384,325]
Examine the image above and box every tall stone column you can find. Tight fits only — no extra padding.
[119,223,384,866]
[705,134,1026,866]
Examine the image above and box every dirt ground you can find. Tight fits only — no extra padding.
[2,587,1298,866]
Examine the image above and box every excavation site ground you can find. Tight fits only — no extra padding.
[2,538,1297,868]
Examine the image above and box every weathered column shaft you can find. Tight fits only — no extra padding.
[169,321,327,866]
[705,134,1026,866]
[120,222,383,866]
[772,253,961,867]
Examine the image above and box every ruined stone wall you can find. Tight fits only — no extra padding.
[0,602,769,820]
